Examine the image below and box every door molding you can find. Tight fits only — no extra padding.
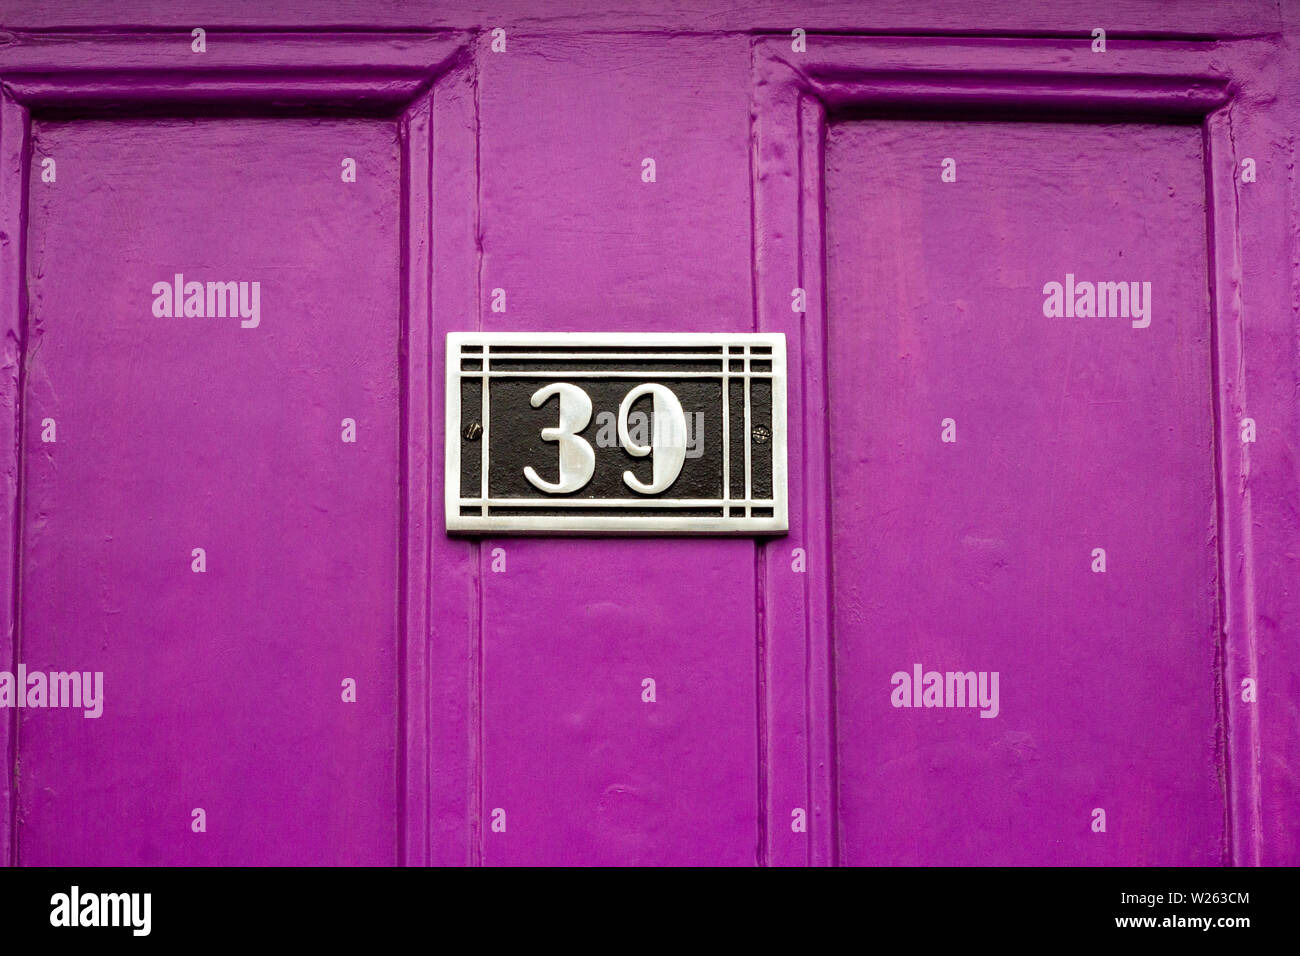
[751,34,1282,866]
[0,30,479,866]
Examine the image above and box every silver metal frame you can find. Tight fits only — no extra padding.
[445,331,789,534]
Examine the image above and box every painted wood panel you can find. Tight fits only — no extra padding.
[16,117,402,865]
[474,35,759,865]
[826,119,1223,864]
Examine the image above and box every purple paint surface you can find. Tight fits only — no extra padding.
[827,120,1222,864]
[0,2,1297,868]
[19,118,401,865]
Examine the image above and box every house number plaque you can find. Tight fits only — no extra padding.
[445,332,788,534]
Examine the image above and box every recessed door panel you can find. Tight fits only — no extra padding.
[826,120,1223,865]
[18,118,401,865]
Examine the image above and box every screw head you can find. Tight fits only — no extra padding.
[752,425,771,445]
[463,422,483,441]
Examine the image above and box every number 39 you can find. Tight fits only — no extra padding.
[523,382,687,495]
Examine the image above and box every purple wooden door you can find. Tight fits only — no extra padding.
[17,118,401,865]
[2,3,1298,871]
[826,120,1223,864]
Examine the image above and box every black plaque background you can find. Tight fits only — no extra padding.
[485,378,725,501]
